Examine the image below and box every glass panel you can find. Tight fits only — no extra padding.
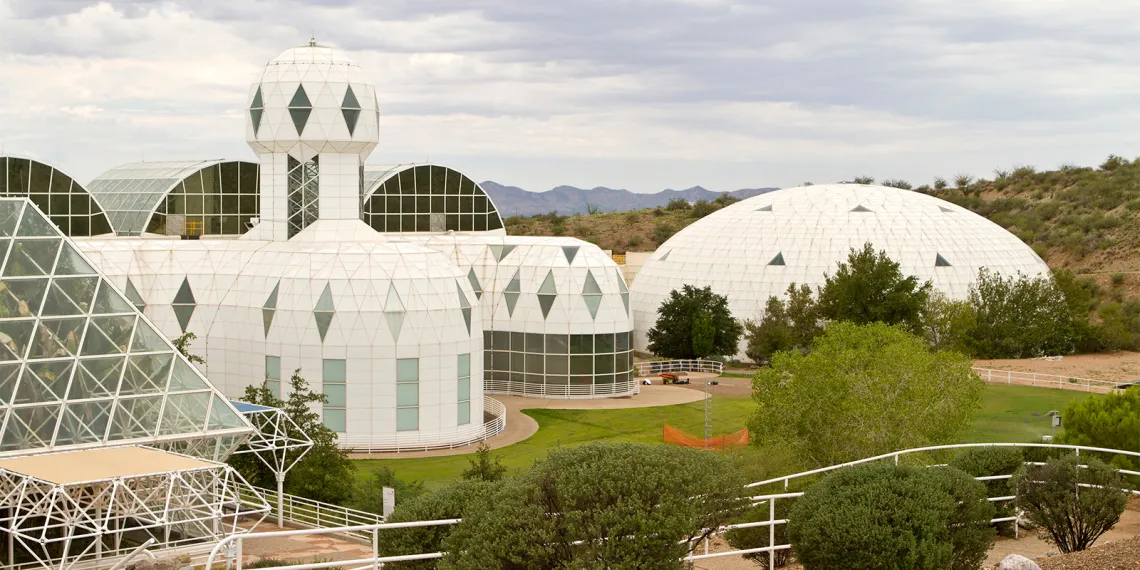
[158,392,210,435]
[324,383,346,407]
[458,401,470,425]
[595,354,615,374]
[323,358,346,382]
[109,395,163,440]
[4,239,60,277]
[54,243,95,275]
[396,358,418,382]
[0,363,20,403]
[266,355,281,380]
[0,320,35,360]
[42,276,99,315]
[458,377,470,401]
[596,333,615,353]
[323,408,346,432]
[546,334,569,354]
[546,354,570,375]
[570,355,592,375]
[458,353,470,377]
[15,359,74,404]
[0,278,48,319]
[72,356,124,399]
[168,358,209,391]
[92,282,134,314]
[206,394,248,430]
[396,383,418,407]
[17,207,59,237]
[570,334,593,354]
[525,353,543,373]
[1,404,60,451]
[82,315,136,355]
[616,332,630,352]
[31,317,85,358]
[130,320,167,352]
[491,330,509,349]
[56,400,112,445]
[510,332,524,351]
[121,353,174,395]
[396,407,418,432]
[510,352,524,372]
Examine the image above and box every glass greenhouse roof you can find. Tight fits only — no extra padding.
[0,198,253,457]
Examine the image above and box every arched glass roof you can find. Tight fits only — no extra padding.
[87,160,260,237]
[362,164,505,234]
[0,156,113,237]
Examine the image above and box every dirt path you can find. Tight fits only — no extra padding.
[975,351,1140,382]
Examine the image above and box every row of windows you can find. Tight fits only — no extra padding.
[361,165,505,233]
[264,356,472,433]
[484,331,632,354]
[484,331,635,387]
[0,157,113,236]
[146,162,261,236]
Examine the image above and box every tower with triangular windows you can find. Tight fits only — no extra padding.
[245,40,380,240]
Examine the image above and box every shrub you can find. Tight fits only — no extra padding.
[665,197,690,210]
[626,235,643,248]
[461,442,507,482]
[439,443,747,569]
[962,269,1076,358]
[1112,272,1125,286]
[949,447,1025,535]
[690,200,718,218]
[788,464,995,570]
[652,221,678,245]
[881,178,912,189]
[852,176,875,184]
[1055,389,1140,473]
[750,322,983,467]
[248,560,290,568]
[351,467,426,514]
[377,480,494,569]
[1100,154,1127,171]
[647,284,743,359]
[1013,455,1128,553]
[933,176,948,190]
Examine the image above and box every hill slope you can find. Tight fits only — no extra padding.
[482,181,777,216]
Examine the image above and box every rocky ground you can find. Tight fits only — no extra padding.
[1032,536,1140,569]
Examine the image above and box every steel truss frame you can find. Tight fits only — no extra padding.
[229,406,312,527]
[0,448,269,570]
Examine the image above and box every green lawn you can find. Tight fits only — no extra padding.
[356,384,1096,489]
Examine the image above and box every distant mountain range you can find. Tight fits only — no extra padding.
[480,182,780,217]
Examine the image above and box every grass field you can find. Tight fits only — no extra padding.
[355,383,1097,489]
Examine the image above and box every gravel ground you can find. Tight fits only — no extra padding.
[1033,536,1140,569]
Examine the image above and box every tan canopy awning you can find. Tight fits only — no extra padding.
[0,446,219,485]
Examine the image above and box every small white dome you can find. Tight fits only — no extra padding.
[629,184,1052,356]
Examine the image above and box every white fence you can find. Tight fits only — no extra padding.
[252,486,385,539]
[973,367,1126,393]
[205,442,1140,570]
[485,378,639,399]
[341,398,506,453]
[635,359,724,376]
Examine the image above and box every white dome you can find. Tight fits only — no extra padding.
[629,184,1051,356]
[246,42,380,158]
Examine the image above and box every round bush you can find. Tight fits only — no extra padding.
[377,480,493,569]
[788,463,995,570]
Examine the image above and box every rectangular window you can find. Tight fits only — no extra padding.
[457,353,471,426]
[322,358,346,433]
[397,358,419,431]
[265,355,281,399]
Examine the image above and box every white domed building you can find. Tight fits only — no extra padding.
[630,184,1051,358]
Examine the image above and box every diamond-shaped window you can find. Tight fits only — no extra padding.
[124,278,146,312]
[489,244,517,263]
[537,270,557,319]
[262,281,280,338]
[582,270,602,319]
[385,283,405,342]
[172,277,195,333]
[504,269,521,316]
[313,283,334,342]
[250,85,264,137]
[615,268,629,316]
[342,85,361,136]
[467,268,482,300]
[288,84,313,136]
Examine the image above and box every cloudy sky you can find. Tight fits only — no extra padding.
[1,0,1138,193]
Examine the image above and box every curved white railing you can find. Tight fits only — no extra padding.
[636,359,724,376]
[209,443,1139,570]
[340,397,506,453]
[485,378,639,399]
[973,366,1128,393]
[252,485,385,538]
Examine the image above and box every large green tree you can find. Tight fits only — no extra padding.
[228,369,356,505]
[962,268,1075,358]
[1056,388,1140,472]
[816,243,932,331]
[647,284,742,358]
[745,284,821,363]
[749,322,983,467]
[439,443,746,569]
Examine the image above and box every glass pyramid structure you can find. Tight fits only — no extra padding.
[0,198,253,458]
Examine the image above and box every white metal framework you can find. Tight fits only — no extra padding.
[228,401,312,526]
[0,446,270,570]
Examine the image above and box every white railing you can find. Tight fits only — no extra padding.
[341,398,506,453]
[636,359,724,376]
[252,486,385,539]
[972,367,1126,393]
[207,443,1140,570]
[485,378,639,400]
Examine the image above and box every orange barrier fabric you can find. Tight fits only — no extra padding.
[663,424,749,449]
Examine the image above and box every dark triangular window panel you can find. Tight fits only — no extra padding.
[851,205,872,213]
[173,305,195,333]
[756,205,773,212]
[538,295,556,319]
[939,206,954,213]
[250,108,263,137]
[251,86,263,109]
[314,312,334,341]
[174,278,195,305]
[289,84,311,108]
[262,308,275,338]
[768,253,785,266]
[289,108,312,136]
[935,254,952,267]
[659,250,671,262]
[342,108,360,136]
[342,85,360,109]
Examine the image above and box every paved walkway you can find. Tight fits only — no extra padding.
[348,384,706,460]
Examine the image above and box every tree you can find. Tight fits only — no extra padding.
[440,443,747,570]
[377,480,494,569]
[1056,389,1140,472]
[749,322,983,467]
[172,331,205,365]
[1013,455,1127,553]
[665,198,690,211]
[647,285,743,359]
[229,369,356,505]
[816,243,931,332]
[351,467,426,514]
[461,442,507,482]
[962,269,1075,358]
[789,464,995,570]
[691,311,715,358]
[745,284,821,364]
[852,176,875,184]
[919,293,975,352]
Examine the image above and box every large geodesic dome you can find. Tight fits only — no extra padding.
[630,184,1052,356]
